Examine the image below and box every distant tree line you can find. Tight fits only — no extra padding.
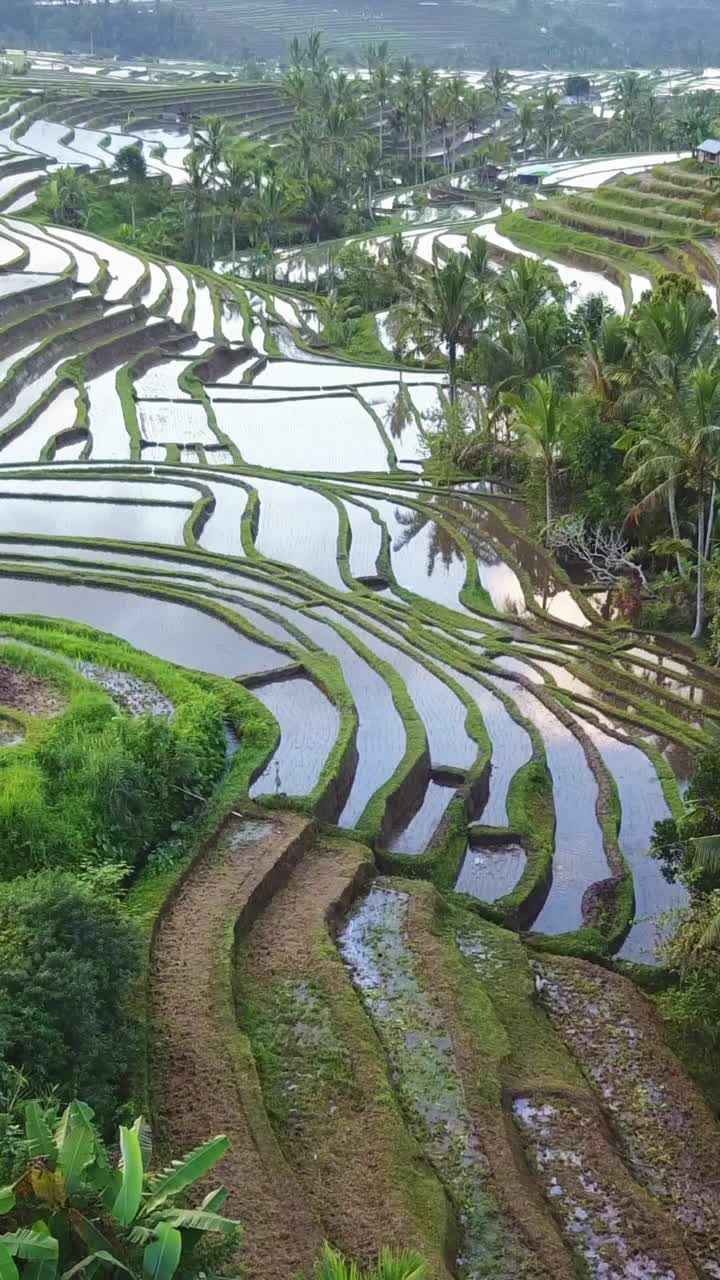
[0,0,210,62]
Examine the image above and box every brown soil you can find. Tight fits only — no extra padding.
[538,955,720,1276]
[237,841,455,1278]
[511,1086,697,1280]
[149,811,325,1280]
[0,662,67,717]
[404,885,575,1280]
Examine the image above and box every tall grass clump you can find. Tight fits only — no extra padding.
[0,688,227,879]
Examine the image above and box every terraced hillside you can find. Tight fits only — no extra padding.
[169,0,720,65]
[0,190,710,950]
[0,80,289,198]
[2,116,720,1279]
[483,157,720,314]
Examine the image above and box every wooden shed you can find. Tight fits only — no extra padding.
[697,138,720,165]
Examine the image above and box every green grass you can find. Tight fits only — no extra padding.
[497,209,661,280]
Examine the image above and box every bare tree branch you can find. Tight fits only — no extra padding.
[545,514,647,586]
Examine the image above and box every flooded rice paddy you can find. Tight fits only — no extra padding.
[0,156,706,971]
[249,674,341,800]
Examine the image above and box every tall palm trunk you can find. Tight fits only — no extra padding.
[545,462,553,527]
[693,492,706,640]
[668,476,687,577]
[704,479,716,560]
[448,337,457,404]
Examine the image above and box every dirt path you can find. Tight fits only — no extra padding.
[235,839,455,1279]
[149,811,325,1280]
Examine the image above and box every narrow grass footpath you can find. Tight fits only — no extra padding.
[235,838,455,1278]
[149,810,324,1280]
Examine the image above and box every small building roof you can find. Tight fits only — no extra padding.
[514,163,555,177]
[699,138,720,154]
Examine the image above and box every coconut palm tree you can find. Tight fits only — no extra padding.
[518,100,535,160]
[415,67,436,182]
[194,113,228,185]
[578,313,633,418]
[466,232,493,284]
[686,839,720,951]
[301,171,338,241]
[282,110,321,180]
[352,134,384,220]
[684,365,720,636]
[45,166,92,228]
[280,66,314,112]
[493,255,566,324]
[183,149,207,261]
[382,231,415,287]
[623,367,720,637]
[619,294,718,578]
[486,67,510,113]
[222,139,264,268]
[539,87,561,159]
[247,174,299,249]
[396,58,418,166]
[505,373,569,525]
[112,142,146,232]
[613,70,646,118]
[444,73,468,176]
[395,249,482,398]
[368,42,394,155]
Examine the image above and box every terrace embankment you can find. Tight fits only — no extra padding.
[235,838,455,1275]
[149,810,325,1280]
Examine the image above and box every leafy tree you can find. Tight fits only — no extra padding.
[112,144,146,232]
[0,872,139,1129]
[565,75,591,100]
[43,167,92,229]
[336,243,396,314]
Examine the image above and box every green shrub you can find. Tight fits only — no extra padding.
[0,871,139,1129]
[639,572,694,632]
[0,686,227,879]
[0,763,55,878]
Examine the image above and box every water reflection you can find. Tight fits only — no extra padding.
[456,841,525,900]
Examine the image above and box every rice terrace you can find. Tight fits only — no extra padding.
[3,22,720,1280]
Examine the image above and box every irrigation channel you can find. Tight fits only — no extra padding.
[1,121,720,1279]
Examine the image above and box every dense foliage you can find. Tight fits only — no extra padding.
[0,0,209,60]
[0,871,139,1128]
[0,688,225,878]
[0,1100,240,1280]
[0,639,228,1128]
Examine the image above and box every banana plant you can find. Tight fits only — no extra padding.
[0,1101,238,1280]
